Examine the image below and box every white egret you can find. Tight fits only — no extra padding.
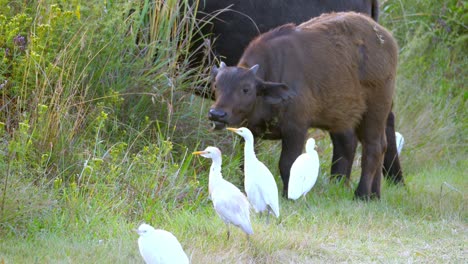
[226,127,280,223]
[193,147,253,240]
[395,132,404,155]
[136,223,189,264]
[288,137,320,201]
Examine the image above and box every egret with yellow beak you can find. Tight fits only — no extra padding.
[193,146,253,239]
[227,127,280,223]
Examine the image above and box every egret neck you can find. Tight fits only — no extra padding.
[242,136,259,188]
[208,154,223,196]
[243,135,258,164]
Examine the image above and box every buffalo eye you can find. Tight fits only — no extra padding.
[242,88,249,94]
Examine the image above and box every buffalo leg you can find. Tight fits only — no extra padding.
[330,130,358,183]
[330,111,404,186]
[280,129,307,197]
[355,111,388,200]
[382,112,404,184]
[355,135,386,199]
[370,131,388,198]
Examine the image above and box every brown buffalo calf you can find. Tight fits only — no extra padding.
[209,12,398,199]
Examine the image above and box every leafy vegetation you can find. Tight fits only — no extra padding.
[0,0,466,263]
[381,0,467,169]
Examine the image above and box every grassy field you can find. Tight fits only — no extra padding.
[1,0,467,263]
[0,162,466,263]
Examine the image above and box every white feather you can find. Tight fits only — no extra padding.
[228,127,280,218]
[288,138,320,200]
[395,132,404,155]
[193,147,253,237]
[136,223,189,264]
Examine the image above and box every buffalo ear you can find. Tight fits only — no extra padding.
[210,61,227,80]
[249,64,259,75]
[257,81,296,104]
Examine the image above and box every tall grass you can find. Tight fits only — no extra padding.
[380,0,467,171]
[0,0,211,235]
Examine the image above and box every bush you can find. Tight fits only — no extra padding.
[0,0,209,235]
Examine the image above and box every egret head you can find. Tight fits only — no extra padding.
[305,138,316,153]
[192,146,222,160]
[136,223,155,237]
[226,127,254,141]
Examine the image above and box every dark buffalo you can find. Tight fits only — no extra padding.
[195,0,379,67]
[192,0,403,190]
[209,12,399,199]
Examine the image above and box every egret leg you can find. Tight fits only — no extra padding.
[257,211,263,223]
[226,224,230,240]
[302,195,312,210]
[266,210,270,224]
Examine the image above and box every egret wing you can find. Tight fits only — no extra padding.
[288,153,309,200]
[303,150,319,195]
[155,230,189,264]
[139,230,189,264]
[395,132,404,155]
[257,161,280,217]
[212,181,253,235]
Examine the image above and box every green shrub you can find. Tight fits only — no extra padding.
[0,0,208,235]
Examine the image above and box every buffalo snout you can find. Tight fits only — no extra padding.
[208,108,228,130]
[208,108,227,120]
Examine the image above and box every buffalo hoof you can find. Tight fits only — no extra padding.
[354,190,380,201]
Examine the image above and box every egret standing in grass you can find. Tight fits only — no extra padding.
[136,223,189,264]
[288,137,320,203]
[227,127,280,223]
[193,147,253,240]
[395,132,404,155]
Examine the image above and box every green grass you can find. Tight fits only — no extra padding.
[1,0,467,263]
[0,162,465,263]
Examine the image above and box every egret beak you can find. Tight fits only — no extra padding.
[226,127,239,133]
[192,151,207,155]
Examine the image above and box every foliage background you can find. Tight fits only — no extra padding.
[0,0,466,262]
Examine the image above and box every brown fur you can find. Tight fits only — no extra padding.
[209,12,398,199]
